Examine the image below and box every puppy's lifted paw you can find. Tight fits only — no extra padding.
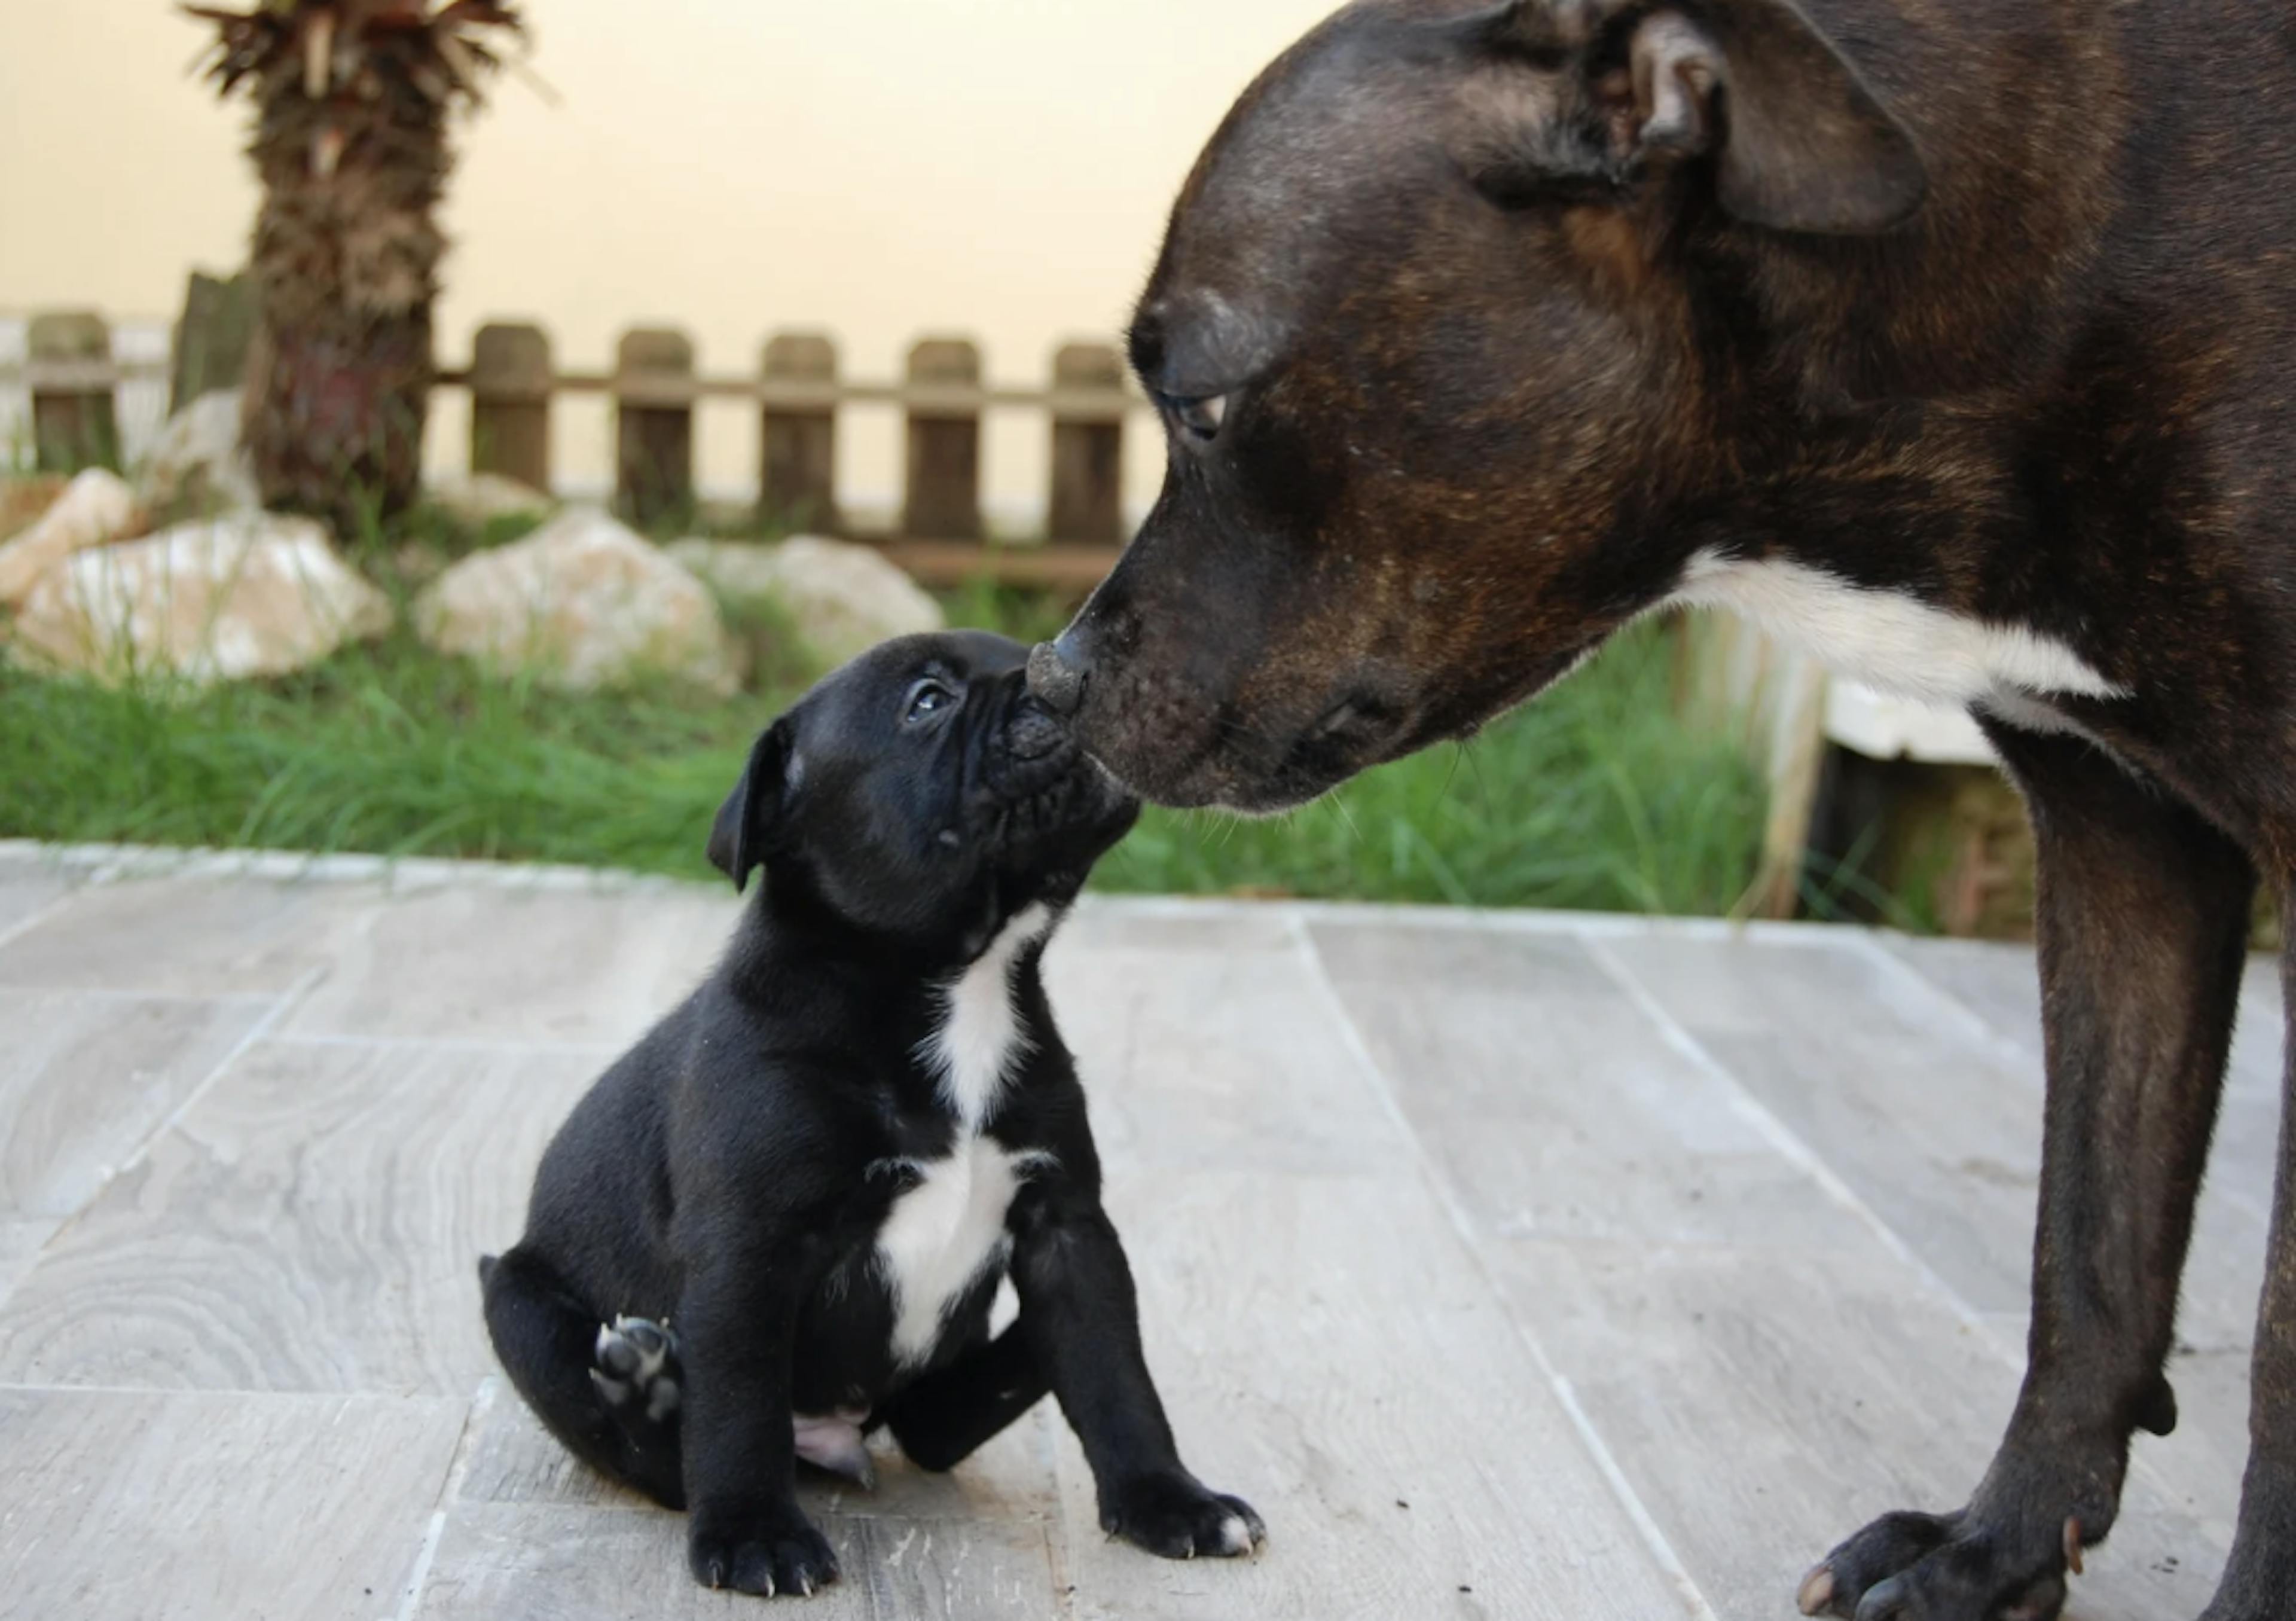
[688,1509,840,1599]
[1100,1469,1267,1561]
[591,1315,683,1426]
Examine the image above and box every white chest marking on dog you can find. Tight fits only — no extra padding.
[877,904,1058,1367]
[921,903,1052,1129]
[1669,552,2126,711]
[876,1138,1053,1366]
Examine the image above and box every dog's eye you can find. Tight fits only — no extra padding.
[1161,392,1228,443]
[904,679,955,724]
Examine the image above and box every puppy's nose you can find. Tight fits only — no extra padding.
[1026,636,1088,718]
[1006,692,1067,762]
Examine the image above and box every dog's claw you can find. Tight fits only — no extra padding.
[1799,1564,1836,1616]
[2062,1517,2083,1577]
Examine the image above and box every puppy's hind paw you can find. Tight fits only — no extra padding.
[591,1315,683,1427]
[1100,1469,1268,1561]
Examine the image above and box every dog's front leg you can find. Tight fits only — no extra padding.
[1804,724,2253,1621]
[1009,1189,1266,1559]
[2199,879,2296,1620]
[676,1241,840,1598]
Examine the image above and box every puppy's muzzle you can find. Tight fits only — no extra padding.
[1004,692,1070,767]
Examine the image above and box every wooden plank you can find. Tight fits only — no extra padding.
[1045,906,1407,1178]
[0,1218,59,1307]
[878,539,1116,594]
[280,880,735,1046]
[1879,935,2286,1101]
[0,1387,467,1621]
[1045,1168,1691,1621]
[1307,921,1866,1247]
[1048,912,1688,1617]
[424,362,1151,416]
[416,1503,1062,1621]
[0,987,268,1217]
[0,854,77,935]
[1863,934,2278,1358]
[1309,917,2231,1618]
[469,322,553,492]
[1592,930,2257,1567]
[0,1041,595,1394]
[1489,1240,2225,1621]
[0,874,364,996]
[1596,932,2266,1346]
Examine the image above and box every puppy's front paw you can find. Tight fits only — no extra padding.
[688,1509,839,1598]
[1100,1469,1266,1560]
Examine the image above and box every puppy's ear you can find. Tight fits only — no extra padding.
[707,718,796,894]
[1463,0,1926,235]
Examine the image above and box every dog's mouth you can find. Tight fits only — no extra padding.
[979,698,1140,858]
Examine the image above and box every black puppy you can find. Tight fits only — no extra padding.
[480,630,1264,1598]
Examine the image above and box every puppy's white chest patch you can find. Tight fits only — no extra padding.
[920,903,1052,1128]
[1670,552,2125,711]
[875,904,1057,1367]
[875,1137,1046,1366]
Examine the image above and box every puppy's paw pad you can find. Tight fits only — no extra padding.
[593,1317,681,1423]
[1101,1471,1266,1562]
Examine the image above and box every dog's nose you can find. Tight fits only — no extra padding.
[1026,636,1088,718]
[1006,692,1067,762]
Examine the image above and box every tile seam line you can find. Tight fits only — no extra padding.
[394,1378,496,1621]
[0,837,1895,942]
[0,889,80,955]
[3,966,326,1291]
[1580,930,2214,1527]
[1576,932,2020,1363]
[1840,929,2042,1076]
[1287,911,1722,1621]
[119,966,328,1180]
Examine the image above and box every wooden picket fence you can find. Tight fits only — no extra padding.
[3,309,1153,591]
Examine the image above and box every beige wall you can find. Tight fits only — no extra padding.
[0,0,1337,523]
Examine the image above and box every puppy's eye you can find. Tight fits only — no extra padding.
[904,679,956,724]
[1161,392,1229,442]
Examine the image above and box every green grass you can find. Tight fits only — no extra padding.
[1,575,1765,913]
[1096,626,1766,914]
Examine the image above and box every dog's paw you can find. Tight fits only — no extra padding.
[591,1315,683,1426]
[1099,1469,1266,1561]
[688,1509,840,1598]
[1798,1505,2082,1621]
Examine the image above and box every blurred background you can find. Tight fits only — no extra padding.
[0,1,2038,933]
[3,0,1348,525]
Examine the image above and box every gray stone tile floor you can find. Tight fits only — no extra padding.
[0,842,2271,1619]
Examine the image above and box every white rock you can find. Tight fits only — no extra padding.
[0,469,141,606]
[668,535,944,667]
[425,472,554,529]
[416,508,737,694]
[11,512,392,686]
[138,389,258,517]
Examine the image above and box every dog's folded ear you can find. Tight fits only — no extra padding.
[1462,0,1926,235]
[707,718,796,894]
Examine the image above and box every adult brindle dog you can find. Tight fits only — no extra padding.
[1024,2,2296,1617]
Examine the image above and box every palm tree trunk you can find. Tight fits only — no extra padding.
[241,54,447,538]
[193,2,523,541]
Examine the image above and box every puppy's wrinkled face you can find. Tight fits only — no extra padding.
[710,631,1138,952]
